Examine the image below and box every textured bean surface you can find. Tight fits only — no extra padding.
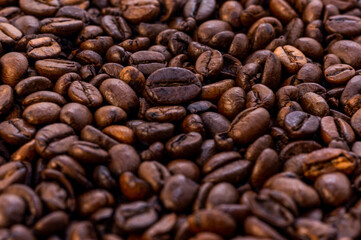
[1,0,361,239]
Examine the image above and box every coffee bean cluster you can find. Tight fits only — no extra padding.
[1,0,361,239]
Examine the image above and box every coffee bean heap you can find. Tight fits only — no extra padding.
[1,0,361,239]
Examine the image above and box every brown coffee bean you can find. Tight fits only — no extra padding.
[195,50,223,78]
[274,45,307,73]
[102,125,135,145]
[320,116,355,144]
[300,92,329,117]
[94,106,127,128]
[145,67,201,105]
[119,171,151,201]
[324,64,355,85]
[0,84,13,116]
[188,209,236,238]
[303,148,356,180]
[145,106,186,122]
[0,118,36,145]
[183,0,216,22]
[108,144,140,177]
[314,172,351,206]
[166,132,202,159]
[284,111,320,139]
[0,52,28,87]
[161,174,199,212]
[121,0,160,24]
[270,0,297,23]
[23,102,61,125]
[325,15,361,37]
[35,59,81,80]
[328,40,361,70]
[228,107,270,145]
[100,78,139,112]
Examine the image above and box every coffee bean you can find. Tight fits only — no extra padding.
[314,172,351,206]
[35,123,78,159]
[35,59,81,80]
[195,50,223,77]
[19,0,60,17]
[101,15,131,41]
[284,111,320,138]
[0,52,28,87]
[183,0,216,22]
[0,85,13,116]
[145,67,201,105]
[325,15,361,37]
[121,0,160,24]
[328,40,361,69]
[128,50,166,76]
[0,118,36,145]
[23,102,61,125]
[324,64,355,85]
[68,81,103,108]
[274,45,307,73]
[26,37,61,60]
[60,103,93,131]
[303,148,355,180]
[99,78,139,112]
[228,107,270,145]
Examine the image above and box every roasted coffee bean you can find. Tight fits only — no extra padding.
[201,112,230,137]
[228,107,270,145]
[35,123,78,159]
[40,17,83,36]
[314,172,351,206]
[22,91,66,107]
[166,132,202,159]
[108,144,140,177]
[119,66,145,94]
[101,15,131,41]
[102,125,135,144]
[100,78,138,112]
[19,0,60,17]
[320,116,355,144]
[0,52,28,87]
[0,23,22,45]
[274,45,307,73]
[0,84,13,116]
[325,15,361,37]
[94,106,127,128]
[328,40,361,70]
[121,0,160,24]
[183,0,216,22]
[161,174,199,212]
[324,64,355,85]
[68,80,103,108]
[138,161,170,192]
[14,76,53,98]
[35,59,81,80]
[128,50,166,76]
[23,102,61,125]
[26,37,61,60]
[119,171,151,201]
[145,67,201,105]
[188,209,236,238]
[195,50,223,78]
[300,92,329,117]
[0,118,36,145]
[284,111,320,139]
[145,106,186,122]
[303,148,355,180]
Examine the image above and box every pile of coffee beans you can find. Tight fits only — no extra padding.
[1,0,361,239]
